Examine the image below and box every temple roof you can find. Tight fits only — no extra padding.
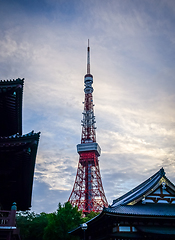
[0,131,40,211]
[111,168,172,207]
[105,203,175,217]
[0,131,39,146]
[103,168,175,217]
[112,168,175,207]
[69,168,175,238]
[0,78,24,136]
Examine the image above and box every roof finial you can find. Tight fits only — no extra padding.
[87,39,90,74]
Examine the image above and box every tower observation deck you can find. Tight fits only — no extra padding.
[68,40,108,213]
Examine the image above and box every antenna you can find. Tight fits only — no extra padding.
[87,39,90,74]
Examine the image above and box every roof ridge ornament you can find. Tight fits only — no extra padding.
[160,167,165,177]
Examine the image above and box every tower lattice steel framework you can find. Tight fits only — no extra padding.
[68,41,108,213]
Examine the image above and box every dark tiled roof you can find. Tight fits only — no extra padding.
[0,78,24,86]
[112,168,168,206]
[0,131,40,149]
[106,203,175,217]
[104,168,175,218]
[0,131,40,141]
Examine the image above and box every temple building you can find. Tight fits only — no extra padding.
[70,168,175,240]
[0,78,40,239]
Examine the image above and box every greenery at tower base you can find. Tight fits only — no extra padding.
[16,202,100,240]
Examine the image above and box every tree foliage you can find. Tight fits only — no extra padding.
[16,211,48,240]
[16,202,100,240]
[43,202,81,240]
[82,211,100,223]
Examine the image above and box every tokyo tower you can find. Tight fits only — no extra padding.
[68,40,108,213]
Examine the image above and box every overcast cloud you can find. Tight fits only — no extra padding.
[0,0,175,213]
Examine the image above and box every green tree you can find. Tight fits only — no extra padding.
[82,211,100,223]
[43,202,82,240]
[16,211,48,240]
[16,203,100,240]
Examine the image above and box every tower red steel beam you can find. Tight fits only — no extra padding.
[68,40,108,213]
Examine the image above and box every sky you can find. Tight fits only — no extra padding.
[0,0,175,213]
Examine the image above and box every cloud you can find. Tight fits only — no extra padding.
[32,179,70,213]
[0,0,175,212]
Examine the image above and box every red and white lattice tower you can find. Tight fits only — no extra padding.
[68,40,108,213]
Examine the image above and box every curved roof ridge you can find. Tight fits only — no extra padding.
[112,168,165,206]
[0,78,24,83]
[0,131,41,141]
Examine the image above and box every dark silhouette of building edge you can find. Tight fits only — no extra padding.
[0,78,40,239]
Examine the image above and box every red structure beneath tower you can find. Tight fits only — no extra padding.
[68,41,108,213]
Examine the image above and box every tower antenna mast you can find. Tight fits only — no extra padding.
[87,39,90,74]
